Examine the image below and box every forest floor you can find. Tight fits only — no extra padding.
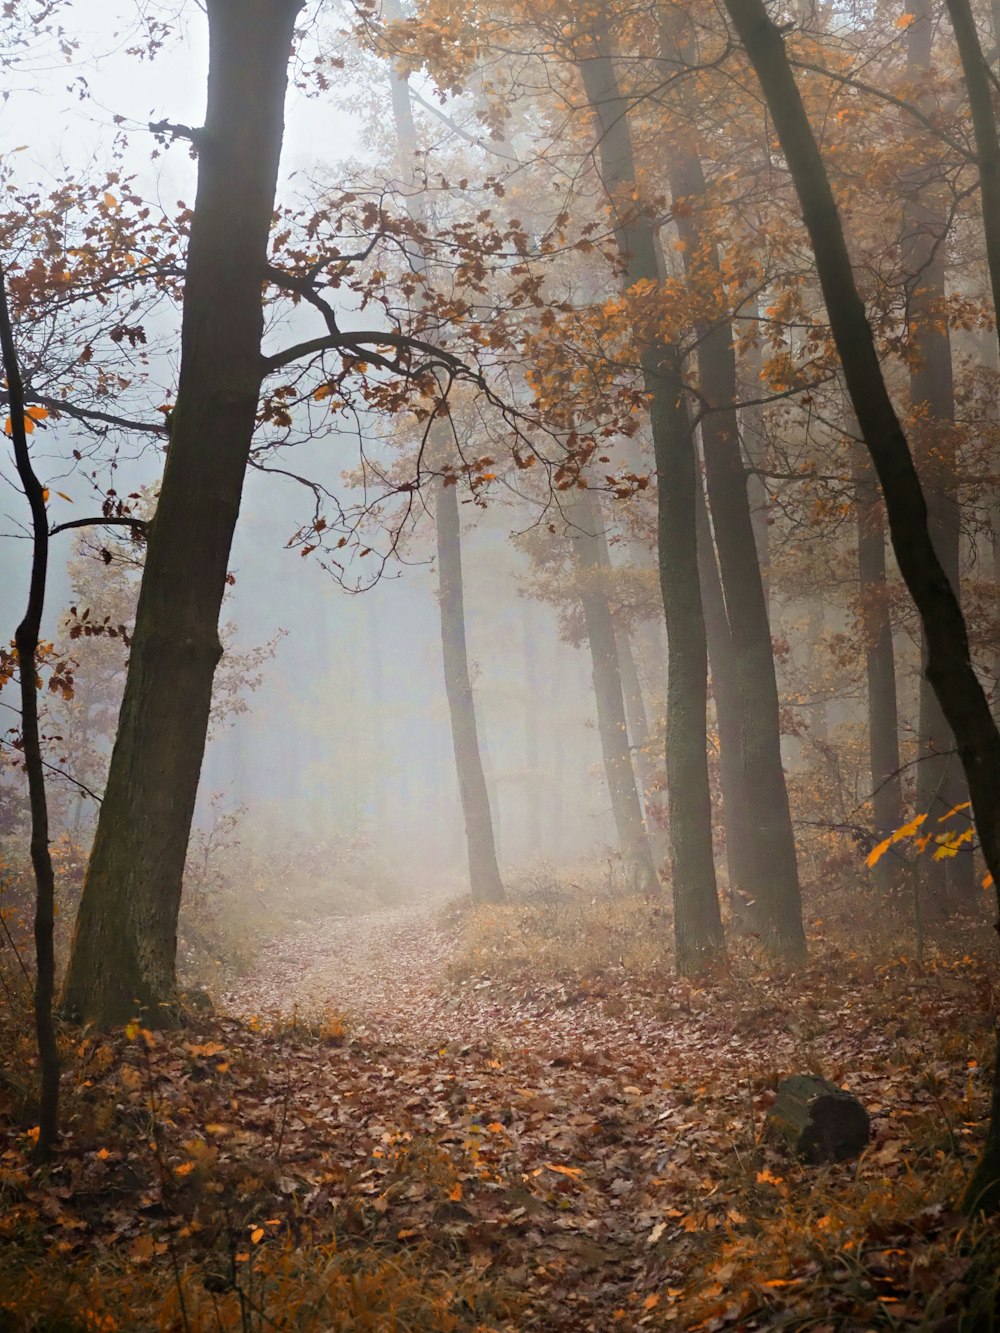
[2,888,1000,1330]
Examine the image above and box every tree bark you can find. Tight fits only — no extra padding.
[576,20,724,970]
[739,296,771,604]
[905,0,975,909]
[945,0,1000,1209]
[853,443,904,892]
[1,267,60,1155]
[665,96,805,958]
[435,477,505,903]
[62,0,304,1025]
[567,486,660,895]
[724,0,1000,1213]
[695,468,757,914]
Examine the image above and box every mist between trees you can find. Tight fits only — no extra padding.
[2,0,1000,1325]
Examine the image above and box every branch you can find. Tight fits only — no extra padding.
[148,118,205,147]
[788,57,976,164]
[49,516,148,538]
[23,392,168,437]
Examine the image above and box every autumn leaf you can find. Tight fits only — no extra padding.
[866,813,927,867]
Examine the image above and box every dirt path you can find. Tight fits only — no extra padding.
[222,898,464,1040]
[213,902,991,1330]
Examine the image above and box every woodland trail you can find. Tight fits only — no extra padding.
[215,896,979,1330]
[3,901,983,1331]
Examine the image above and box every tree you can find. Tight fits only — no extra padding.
[383,0,505,903]
[723,0,1000,1214]
[565,483,660,895]
[663,6,804,954]
[903,0,974,910]
[1,264,59,1157]
[62,0,306,1024]
[575,14,724,971]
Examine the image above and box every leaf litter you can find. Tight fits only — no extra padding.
[1,895,998,1329]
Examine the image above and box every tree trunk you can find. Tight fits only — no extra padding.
[384,2,504,903]
[62,0,303,1025]
[853,444,904,892]
[520,603,543,859]
[945,0,1000,1209]
[568,486,660,895]
[740,296,771,604]
[666,102,805,958]
[435,477,505,904]
[695,469,757,916]
[724,0,1000,1214]
[615,620,668,860]
[905,0,975,909]
[576,21,724,970]
[1,267,60,1155]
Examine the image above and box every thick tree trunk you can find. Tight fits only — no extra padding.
[667,129,805,959]
[435,477,505,904]
[576,23,723,969]
[62,0,303,1025]
[946,0,1000,1209]
[905,0,975,909]
[568,487,660,896]
[853,445,904,892]
[724,0,1000,1214]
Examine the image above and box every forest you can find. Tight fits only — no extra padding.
[2,0,1000,1326]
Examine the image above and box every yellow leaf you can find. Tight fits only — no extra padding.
[96,1148,111,1161]
[250,1227,264,1244]
[56,491,73,503]
[643,1293,660,1310]
[896,12,915,27]
[104,192,117,210]
[204,1123,230,1137]
[932,827,975,860]
[26,406,48,422]
[448,1181,463,1201]
[866,813,927,867]
[174,1161,196,1177]
[937,801,971,822]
